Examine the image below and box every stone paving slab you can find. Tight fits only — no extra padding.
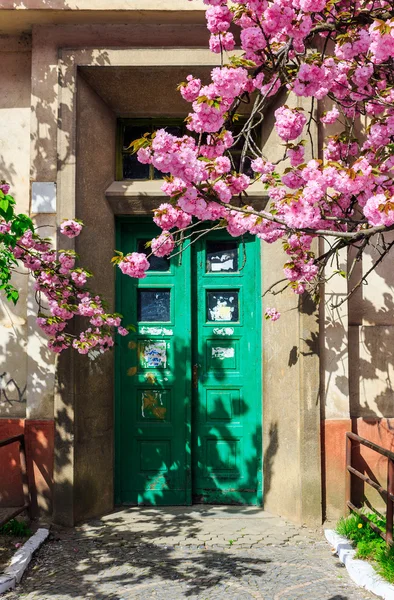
[3,507,375,599]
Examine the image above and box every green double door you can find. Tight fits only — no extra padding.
[116,219,262,506]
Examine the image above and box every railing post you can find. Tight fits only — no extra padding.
[386,458,394,545]
[19,436,32,520]
[345,433,352,513]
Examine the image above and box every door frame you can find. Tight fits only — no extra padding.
[114,217,263,506]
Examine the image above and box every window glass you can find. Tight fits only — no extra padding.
[119,120,184,181]
[138,240,170,272]
[138,289,171,322]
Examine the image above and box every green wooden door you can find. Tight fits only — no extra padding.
[192,233,262,504]
[116,219,192,505]
[116,220,262,506]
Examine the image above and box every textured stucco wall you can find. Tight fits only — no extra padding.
[261,92,321,526]
[0,39,31,419]
[0,4,207,36]
[0,1,206,9]
[320,120,394,521]
[73,73,116,522]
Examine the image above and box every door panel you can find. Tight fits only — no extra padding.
[116,221,261,506]
[116,220,192,505]
[192,233,262,505]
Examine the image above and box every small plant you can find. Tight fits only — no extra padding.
[376,543,394,583]
[228,539,234,546]
[336,511,394,584]
[0,519,32,537]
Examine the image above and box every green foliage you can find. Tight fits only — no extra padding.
[0,519,32,537]
[336,511,394,583]
[0,186,34,305]
[376,543,394,584]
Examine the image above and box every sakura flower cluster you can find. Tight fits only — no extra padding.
[125,0,394,302]
[0,206,129,355]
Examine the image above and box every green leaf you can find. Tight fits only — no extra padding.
[0,197,9,214]
[127,136,151,154]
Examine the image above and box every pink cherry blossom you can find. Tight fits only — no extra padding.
[118,252,150,278]
[60,219,83,238]
[264,308,281,321]
[151,231,175,257]
[274,107,307,141]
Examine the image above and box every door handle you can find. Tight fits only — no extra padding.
[193,364,199,389]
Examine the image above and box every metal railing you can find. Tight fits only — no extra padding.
[0,434,32,527]
[346,431,394,545]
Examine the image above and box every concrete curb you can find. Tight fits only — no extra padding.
[325,529,394,600]
[0,528,49,595]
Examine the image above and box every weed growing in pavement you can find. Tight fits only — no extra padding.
[336,511,394,583]
[0,519,31,537]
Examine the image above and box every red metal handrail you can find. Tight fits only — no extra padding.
[346,431,394,545]
[0,434,32,527]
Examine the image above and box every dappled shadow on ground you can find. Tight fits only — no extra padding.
[15,508,273,598]
[5,507,372,600]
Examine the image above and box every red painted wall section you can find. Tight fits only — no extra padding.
[0,419,54,515]
[322,418,394,521]
[322,419,351,521]
[351,418,394,512]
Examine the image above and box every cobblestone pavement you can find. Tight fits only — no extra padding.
[4,506,374,599]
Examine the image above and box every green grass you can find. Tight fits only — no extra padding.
[0,519,32,537]
[336,511,394,584]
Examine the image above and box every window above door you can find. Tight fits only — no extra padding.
[116,118,185,181]
[115,117,260,182]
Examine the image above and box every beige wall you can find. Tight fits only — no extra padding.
[0,37,31,418]
[261,92,321,525]
[0,1,206,9]
[0,3,207,35]
[348,237,394,419]
[72,74,117,522]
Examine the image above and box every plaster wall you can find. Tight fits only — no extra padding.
[348,235,394,421]
[0,1,206,10]
[73,73,116,522]
[262,243,321,525]
[29,24,209,183]
[261,92,321,526]
[0,41,31,419]
[319,116,394,521]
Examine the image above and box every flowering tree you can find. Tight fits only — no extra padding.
[1,0,394,352]
[0,183,128,354]
[114,0,394,319]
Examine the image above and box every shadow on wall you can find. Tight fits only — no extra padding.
[1,45,112,515]
[263,422,278,499]
[0,420,54,515]
[116,335,264,507]
[322,241,394,516]
[0,285,56,513]
[0,155,16,186]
